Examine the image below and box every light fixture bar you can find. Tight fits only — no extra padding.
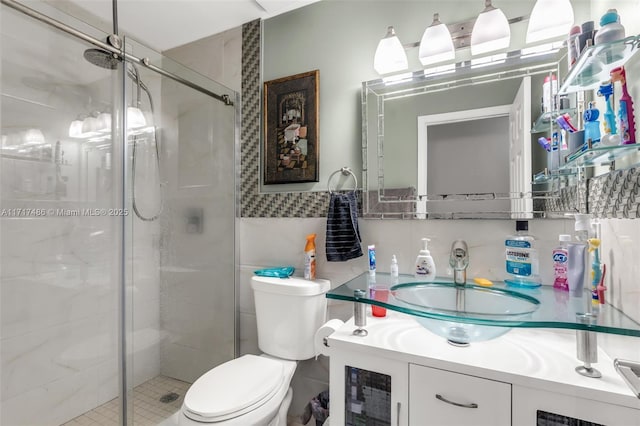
[402,15,527,51]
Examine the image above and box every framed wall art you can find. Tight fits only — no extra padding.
[263,70,319,184]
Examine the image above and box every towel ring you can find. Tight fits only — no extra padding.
[328,167,357,194]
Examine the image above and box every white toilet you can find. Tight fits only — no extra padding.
[177,275,330,425]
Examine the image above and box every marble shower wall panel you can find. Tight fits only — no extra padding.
[159,29,239,381]
[1,212,161,425]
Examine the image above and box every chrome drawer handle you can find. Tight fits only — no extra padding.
[435,394,478,409]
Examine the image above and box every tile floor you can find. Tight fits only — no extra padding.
[62,376,191,426]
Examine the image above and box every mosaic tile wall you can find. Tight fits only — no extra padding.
[589,167,640,219]
[241,19,633,221]
[241,20,330,218]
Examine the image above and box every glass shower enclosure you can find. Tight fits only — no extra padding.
[0,1,238,424]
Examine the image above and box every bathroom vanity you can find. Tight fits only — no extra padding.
[326,273,640,425]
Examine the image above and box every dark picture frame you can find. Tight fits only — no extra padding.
[263,70,319,184]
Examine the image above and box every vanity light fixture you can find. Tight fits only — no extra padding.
[470,0,511,56]
[526,0,574,44]
[69,107,146,139]
[68,116,84,138]
[23,128,45,145]
[418,13,455,66]
[373,26,408,75]
[96,111,112,133]
[81,112,101,136]
[127,106,147,129]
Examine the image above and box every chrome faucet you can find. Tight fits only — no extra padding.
[449,240,469,286]
[450,240,469,315]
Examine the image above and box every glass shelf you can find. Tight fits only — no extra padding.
[327,272,640,337]
[532,169,575,184]
[559,143,640,169]
[559,34,640,95]
[531,108,577,134]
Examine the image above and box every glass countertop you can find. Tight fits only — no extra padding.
[327,272,640,337]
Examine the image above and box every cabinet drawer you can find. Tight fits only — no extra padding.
[409,364,511,426]
[513,385,640,426]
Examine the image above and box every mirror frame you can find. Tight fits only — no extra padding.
[361,48,579,219]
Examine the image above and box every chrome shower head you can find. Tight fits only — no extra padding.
[83,48,120,70]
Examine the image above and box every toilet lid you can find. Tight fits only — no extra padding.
[183,354,285,422]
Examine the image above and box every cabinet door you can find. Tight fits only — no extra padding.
[513,385,640,426]
[330,351,409,426]
[409,364,511,426]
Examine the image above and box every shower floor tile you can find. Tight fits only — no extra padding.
[61,376,191,426]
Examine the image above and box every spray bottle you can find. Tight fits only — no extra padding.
[304,234,316,280]
[610,66,636,144]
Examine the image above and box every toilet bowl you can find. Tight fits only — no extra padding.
[179,355,296,425]
[177,276,330,425]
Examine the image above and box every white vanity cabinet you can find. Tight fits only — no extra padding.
[409,364,511,426]
[326,315,640,426]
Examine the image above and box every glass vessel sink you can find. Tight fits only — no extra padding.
[327,273,640,340]
[392,282,540,345]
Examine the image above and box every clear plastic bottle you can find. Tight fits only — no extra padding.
[390,254,399,278]
[505,220,541,287]
[574,214,591,243]
[553,234,571,291]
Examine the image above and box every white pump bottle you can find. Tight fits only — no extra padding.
[415,238,436,281]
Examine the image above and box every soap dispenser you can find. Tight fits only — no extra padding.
[415,238,436,281]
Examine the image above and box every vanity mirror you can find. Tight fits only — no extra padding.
[362,48,580,219]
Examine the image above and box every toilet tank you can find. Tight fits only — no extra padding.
[251,276,330,360]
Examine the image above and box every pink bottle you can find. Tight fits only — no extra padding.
[610,66,636,144]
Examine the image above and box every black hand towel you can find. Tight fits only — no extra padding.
[326,191,362,261]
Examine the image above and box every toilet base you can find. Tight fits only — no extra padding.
[272,387,293,426]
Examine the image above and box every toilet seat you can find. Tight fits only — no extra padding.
[182,355,292,423]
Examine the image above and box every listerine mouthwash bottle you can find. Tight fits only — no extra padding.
[505,220,541,287]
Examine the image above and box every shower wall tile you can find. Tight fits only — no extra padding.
[164,26,242,93]
[1,364,103,426]
[159,340,201,384]
[239,266,256,314]
[239,311,259,357]
[1,312,115,401]
[159,24,239,384]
